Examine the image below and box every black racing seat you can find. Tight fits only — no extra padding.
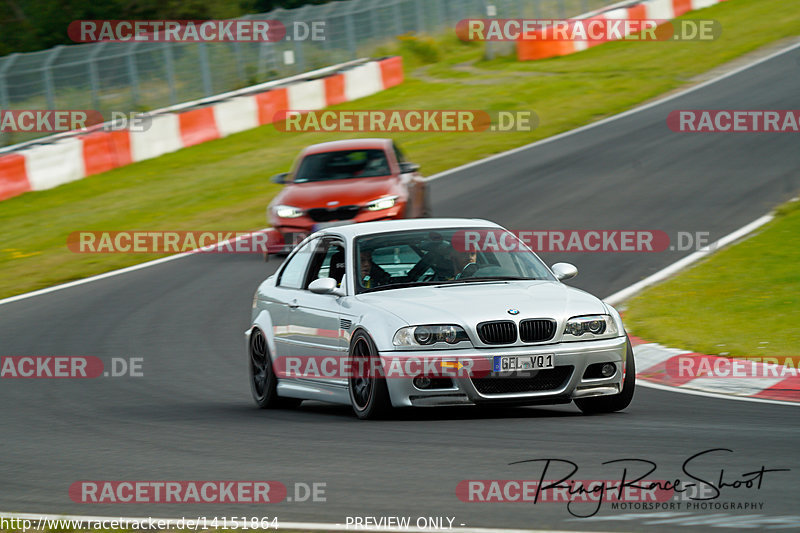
[329,249,346,286]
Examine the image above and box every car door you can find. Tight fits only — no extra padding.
[289,237,349,386]
[268,237,319,363]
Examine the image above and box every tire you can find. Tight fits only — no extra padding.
[575,336,635,415]
[249,329,302,409]
[348,330,392,420]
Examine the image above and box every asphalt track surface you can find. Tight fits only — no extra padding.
[1,45,799,532]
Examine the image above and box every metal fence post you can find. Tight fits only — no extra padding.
[0,53,18,146]
[393,0,403,36]
[0,53,19,110]
[42,45,62,109]
[440,0,449,27]
[415,0,425,33]
[344,9,357,60]
[197,43,213,97]
[292,5,310,73]
[162,44,177,105]
[126,44,140,108]
[233,41,245,85]
[87,42,105,113]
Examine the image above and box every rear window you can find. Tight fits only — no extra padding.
[294,149,390,182]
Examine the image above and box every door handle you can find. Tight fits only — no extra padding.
[288,299,299,309]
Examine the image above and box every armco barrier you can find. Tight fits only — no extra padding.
[518,0,729,61]
[0,56,403,202]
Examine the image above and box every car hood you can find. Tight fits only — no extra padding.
[274,176,396,208]
[355,280,606,326]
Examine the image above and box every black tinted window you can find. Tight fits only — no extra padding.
[294,150,390,182]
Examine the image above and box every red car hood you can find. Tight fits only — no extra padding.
[274,176,398,208]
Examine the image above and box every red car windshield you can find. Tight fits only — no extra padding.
[293,149,390,182]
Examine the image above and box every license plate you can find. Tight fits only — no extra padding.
[311,221,356,231]
[493,354,554,372]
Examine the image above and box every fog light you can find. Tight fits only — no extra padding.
[413,376,432,389]
[601,363,616,377]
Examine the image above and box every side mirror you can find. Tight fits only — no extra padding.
[399,162,420,174]
[551,262,578,281]
[309,277,343,295]
[271,172,289,184]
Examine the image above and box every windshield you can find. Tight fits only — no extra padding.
[354,228,555,293]
[293,149,391,182]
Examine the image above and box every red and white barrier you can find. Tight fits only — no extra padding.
[213,96,259,137]
[0,153,30,200]
[0,56,404,202]
[130,113,183,162]
[518,0,729,61]
[22,138,86,191]
[287,79,327,111]
[645,0,676,19]
[345,61,384,102]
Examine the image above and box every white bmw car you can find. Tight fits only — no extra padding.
[246,218,634,419]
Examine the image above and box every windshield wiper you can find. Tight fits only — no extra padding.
[440,276,535,284]
[360,281,439,293]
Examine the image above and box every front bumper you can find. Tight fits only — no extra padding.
[270,205,405,240]
[380,336,628,407]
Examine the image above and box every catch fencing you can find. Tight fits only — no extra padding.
[0,0,619,145]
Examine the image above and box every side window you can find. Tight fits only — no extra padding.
[277,239,316,289]
[393,143,406,164]
[307,239,346,287]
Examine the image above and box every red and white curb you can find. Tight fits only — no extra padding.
[631,336,800,403]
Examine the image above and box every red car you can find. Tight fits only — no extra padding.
[265,139,429,254]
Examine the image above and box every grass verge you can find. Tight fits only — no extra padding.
[624,198,800,359]
[1,0,799,300]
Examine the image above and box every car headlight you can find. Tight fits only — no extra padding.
[273,205,304,218]
[366,196,398,211]
[561,314,619,341]
[393,325,470,347]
